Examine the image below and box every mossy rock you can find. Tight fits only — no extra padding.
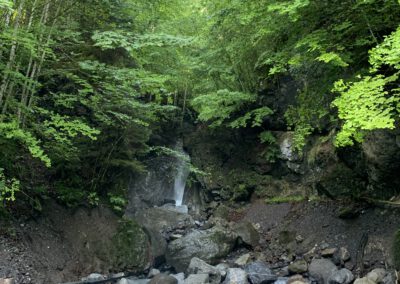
[392,229,400,270]
[111,219,151,271]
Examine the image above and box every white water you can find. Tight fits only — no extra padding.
[173,141,190,207]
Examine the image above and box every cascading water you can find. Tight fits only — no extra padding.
[173,141,190,207]
[170,141,190,213]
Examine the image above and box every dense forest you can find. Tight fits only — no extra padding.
[0,0,400,282]
[1,0,399,211]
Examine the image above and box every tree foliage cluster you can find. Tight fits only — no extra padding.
[0,0,192,209]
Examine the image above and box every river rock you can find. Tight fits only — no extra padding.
[288,260,308,274]
[232,221,260,247]
[309,259,338,284]
[366,268,386,283]
[235,253,251,266]
[274,278,289,284]
[149,274,178,284]
[184,274,209,284]
[223,268,249,284]
[166,225,237,272]
[321,248,337,257]
[353,278,375,284]
[187,257,222,284]
[288,275,308,284]
[339,247,350,262]
[172,273,185,284]
[245,261,277,284]
[215,263,230,278]
[148,268,160,278]
[328,269,354,284]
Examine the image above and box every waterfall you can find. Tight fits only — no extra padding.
[173,141,190,207]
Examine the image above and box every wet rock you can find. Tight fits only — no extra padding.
[186,257,221,284]
[288,260,308,274]
[235,253,251,266]
[148,268,160,278]
[245,261,277,284]
[149,274,178,284]
[223,268,249,284]
[166,225,237,272]
[232,221,260,247]
[366,268,386,283]
[309,259,338,284]
[328,269,354,284]
[184,274,209,284]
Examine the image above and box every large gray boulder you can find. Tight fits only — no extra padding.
[309,259,338,284]
[166,225,237,272]
[133,207,194,265]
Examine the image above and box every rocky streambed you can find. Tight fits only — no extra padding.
[0,199,399,284]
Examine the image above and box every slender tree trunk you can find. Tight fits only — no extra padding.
[0,0,25,108]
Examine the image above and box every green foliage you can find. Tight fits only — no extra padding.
[0,168,19,203]
[192,89,257,127]
[333,26,400,146]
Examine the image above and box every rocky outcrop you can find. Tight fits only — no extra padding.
[166,225,237,272]
[132,207,194,265]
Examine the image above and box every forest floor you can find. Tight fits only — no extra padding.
[0,199,398,283]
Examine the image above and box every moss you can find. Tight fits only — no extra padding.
[265,195,305,204]
[111,219,150,271]
[393,229,400,270]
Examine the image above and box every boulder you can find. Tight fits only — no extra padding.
[288,275,308,284]
[353,278,375,284]
[232,221,260,247]
[166,225,237,272]
[288,260,308,274]
[184,274,209,284]
[235,253,251,266]
[339,247,351,262]
[148,269,160,278]
[245,261,277,284]
[82,273,105,281]
[215,263,230,278]
[309,259,338,284]
[223,268,249,284]
[172,273,185,284]
[0,279,14,284]
[149,274,178,284]
[134,207,194,265]
[328,269,354,284]
[186,257,222,284]
[366,269,386,283]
